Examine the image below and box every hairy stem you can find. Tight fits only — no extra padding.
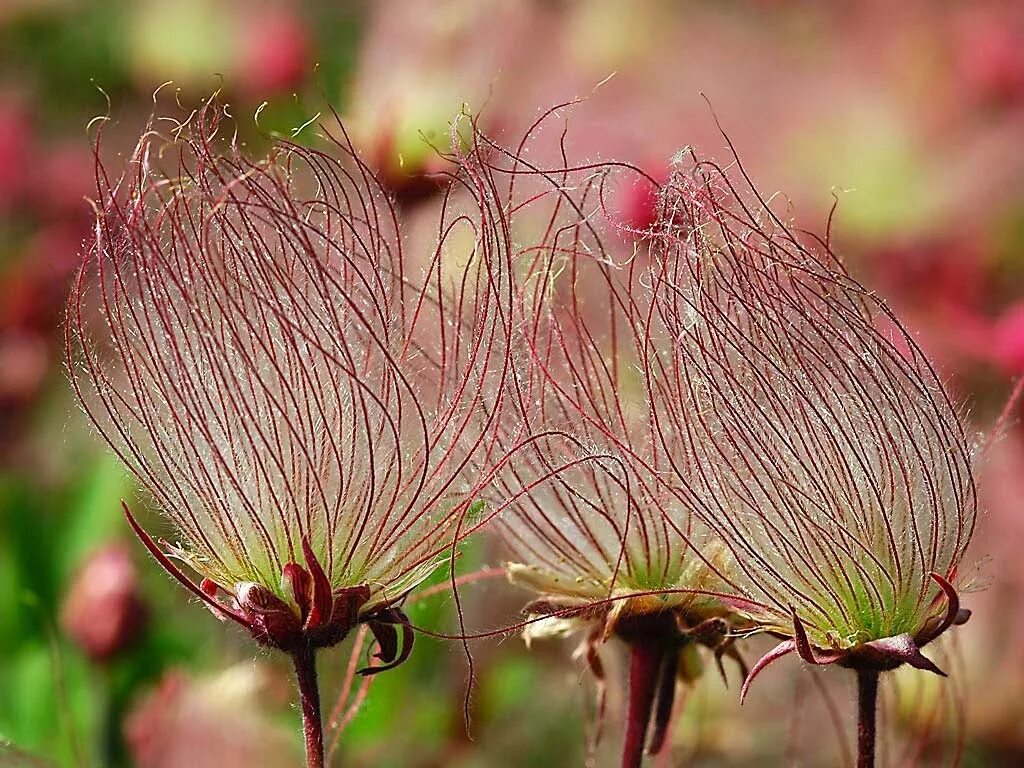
[622,643,663,768]
[293,646,325,768]
[856,668,879,768]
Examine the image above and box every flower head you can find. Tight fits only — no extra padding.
[645,149,978,691]
[456,114,750,760]
[458,116,738,640]
[67,99,511,657]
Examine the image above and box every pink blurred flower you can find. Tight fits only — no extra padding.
[952,4,1024,109]
[1,224,84,342]
[126,665,296,768]
[0,330,48,406]
[60,544,147,662]
[992,301,1024,374]
[0,96,33,212]
[238,6,310,95]
[28,141,94,222]
[869,238,986,314]
[347,0,538,201]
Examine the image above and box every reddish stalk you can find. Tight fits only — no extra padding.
[856,668,879,768]
[622,643,663,768]
[293,646,325,768]
[646,647,680,756]
[327,625,370,758]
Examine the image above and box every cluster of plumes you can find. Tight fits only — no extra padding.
[647,151,977,686]
[66,96,982,763]
[457,115,752,759]
[471,118,747,657]
[66,99,514,658]
[460,107,979,708]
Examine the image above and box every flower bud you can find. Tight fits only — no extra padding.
[61,543,146,662]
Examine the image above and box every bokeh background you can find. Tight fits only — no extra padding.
[1,1,1023,766]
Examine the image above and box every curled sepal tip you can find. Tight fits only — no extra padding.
[358,608,415,676]
[916,572,966,646]
[740,640,795,704]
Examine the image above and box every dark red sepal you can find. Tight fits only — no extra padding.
[843,634,946,676]
[332,585,372,628]
[915,572,964,646]
[235,581,304,650]
[791,608,844,666]
[645,646,681,756]
[742,602,953,704]
[301,537,334,631]
[124,503,420,667]
[282,562,313,620]
[369,619,399,663]
[358,608,415,676]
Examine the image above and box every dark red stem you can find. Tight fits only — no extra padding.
[646,646,680,756]
[293,645,325,768]
[856,668,879,768]
[622,643,663,768]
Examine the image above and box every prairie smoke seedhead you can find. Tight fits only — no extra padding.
[643,147,981,768]
[68,98,515,767]
[461,112,749,763]
[66,100,512,663]
[501,252,745,681]
[645,156,978,684]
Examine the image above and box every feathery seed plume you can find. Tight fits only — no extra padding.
[66,97,513,766]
